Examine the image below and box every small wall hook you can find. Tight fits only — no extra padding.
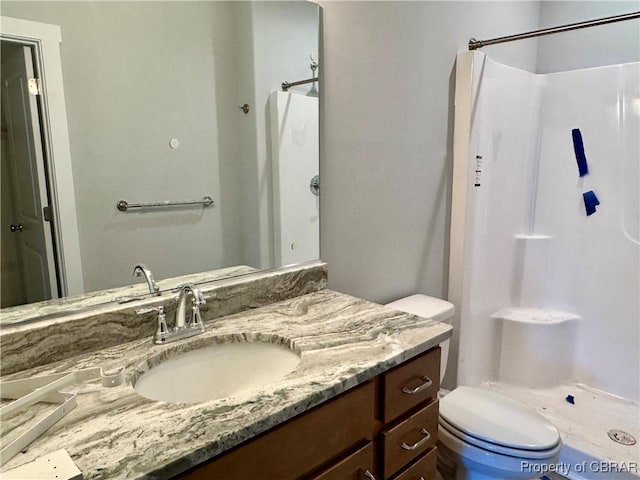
[238,103,250,114]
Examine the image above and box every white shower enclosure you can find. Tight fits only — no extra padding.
[269,91,320,267]
[449,51,639,402]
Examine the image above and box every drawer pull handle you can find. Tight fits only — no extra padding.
[362,470,377,480]
[402,376,432,395]
[401,428,431,451]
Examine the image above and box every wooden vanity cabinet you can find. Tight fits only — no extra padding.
[177,347,441,480]
[379,347,440,480]
[306,442,375,480]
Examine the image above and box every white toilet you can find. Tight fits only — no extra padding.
[385,295,561,480]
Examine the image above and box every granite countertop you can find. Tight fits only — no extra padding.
[1,289,452,479]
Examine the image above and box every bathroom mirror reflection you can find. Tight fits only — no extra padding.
[0,1,320,318]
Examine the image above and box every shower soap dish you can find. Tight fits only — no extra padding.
[0,366,125,464]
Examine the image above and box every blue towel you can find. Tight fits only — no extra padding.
[583,191,600,216]
[572,129,589,177]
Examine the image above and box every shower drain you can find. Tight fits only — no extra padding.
[608,429,637,445]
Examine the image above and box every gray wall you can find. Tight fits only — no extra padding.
[319,1,540,303]
[1,2,236,292]
[537,1,640,73]
[1,1,318,294]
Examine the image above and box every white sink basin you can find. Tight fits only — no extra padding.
[133,341,300,404]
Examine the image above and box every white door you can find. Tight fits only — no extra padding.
[1,44,57,303]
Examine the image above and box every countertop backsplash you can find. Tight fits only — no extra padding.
[0,262,327,376]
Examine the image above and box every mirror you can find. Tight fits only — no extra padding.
[0,1,320,320]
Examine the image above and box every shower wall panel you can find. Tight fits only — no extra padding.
[270,91,320,267]
[534,62,640,400]
[456,53,542,387]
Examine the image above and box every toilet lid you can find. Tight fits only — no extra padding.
[440,386,560,450]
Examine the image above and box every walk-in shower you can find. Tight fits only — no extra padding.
[449,9,639,479]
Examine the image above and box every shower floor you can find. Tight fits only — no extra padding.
[482,382,639,479]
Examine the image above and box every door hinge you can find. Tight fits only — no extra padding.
[28,78,42,96]
[43,205,52,222]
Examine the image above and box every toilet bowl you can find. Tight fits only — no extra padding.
[385,295,561,480]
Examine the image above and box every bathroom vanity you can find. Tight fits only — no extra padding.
[0,263,452,479]
[180,347,441,480]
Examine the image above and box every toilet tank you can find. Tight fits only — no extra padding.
[385,294,455,384]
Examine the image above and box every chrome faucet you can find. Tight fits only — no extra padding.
[133,263,160,296]
[136,284,206,344]
[174,283,206,330]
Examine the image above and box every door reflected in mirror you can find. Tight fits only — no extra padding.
[0,1,320,314]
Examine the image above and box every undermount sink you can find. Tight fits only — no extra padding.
[133,339,301,404]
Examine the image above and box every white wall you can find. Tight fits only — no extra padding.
[537,1,640,73]
[319,1,540,307]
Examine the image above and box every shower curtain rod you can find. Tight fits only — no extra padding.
[469,11,640,50]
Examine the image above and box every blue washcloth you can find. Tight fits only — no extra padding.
[572,129,589,177]
[583,191,600,216]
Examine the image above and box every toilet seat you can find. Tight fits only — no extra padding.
[439,386,560,451]
[439,416,561,460]
[438,423,561,480]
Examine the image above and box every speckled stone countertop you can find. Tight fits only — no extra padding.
[1,289,452,479]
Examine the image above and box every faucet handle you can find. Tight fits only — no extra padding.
[193,287,206,307]
[190,304,205,331]
[136,306,169,340]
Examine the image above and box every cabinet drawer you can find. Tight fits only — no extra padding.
[179,381,375,480]
[391,448,437,480]
[307,442,375,480]
[381,400,438,479]
[382,347,440,423]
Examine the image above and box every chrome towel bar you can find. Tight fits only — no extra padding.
[116,196,214,212]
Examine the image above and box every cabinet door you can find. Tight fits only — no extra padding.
[308,442,375,480]
[179,381,374,480]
